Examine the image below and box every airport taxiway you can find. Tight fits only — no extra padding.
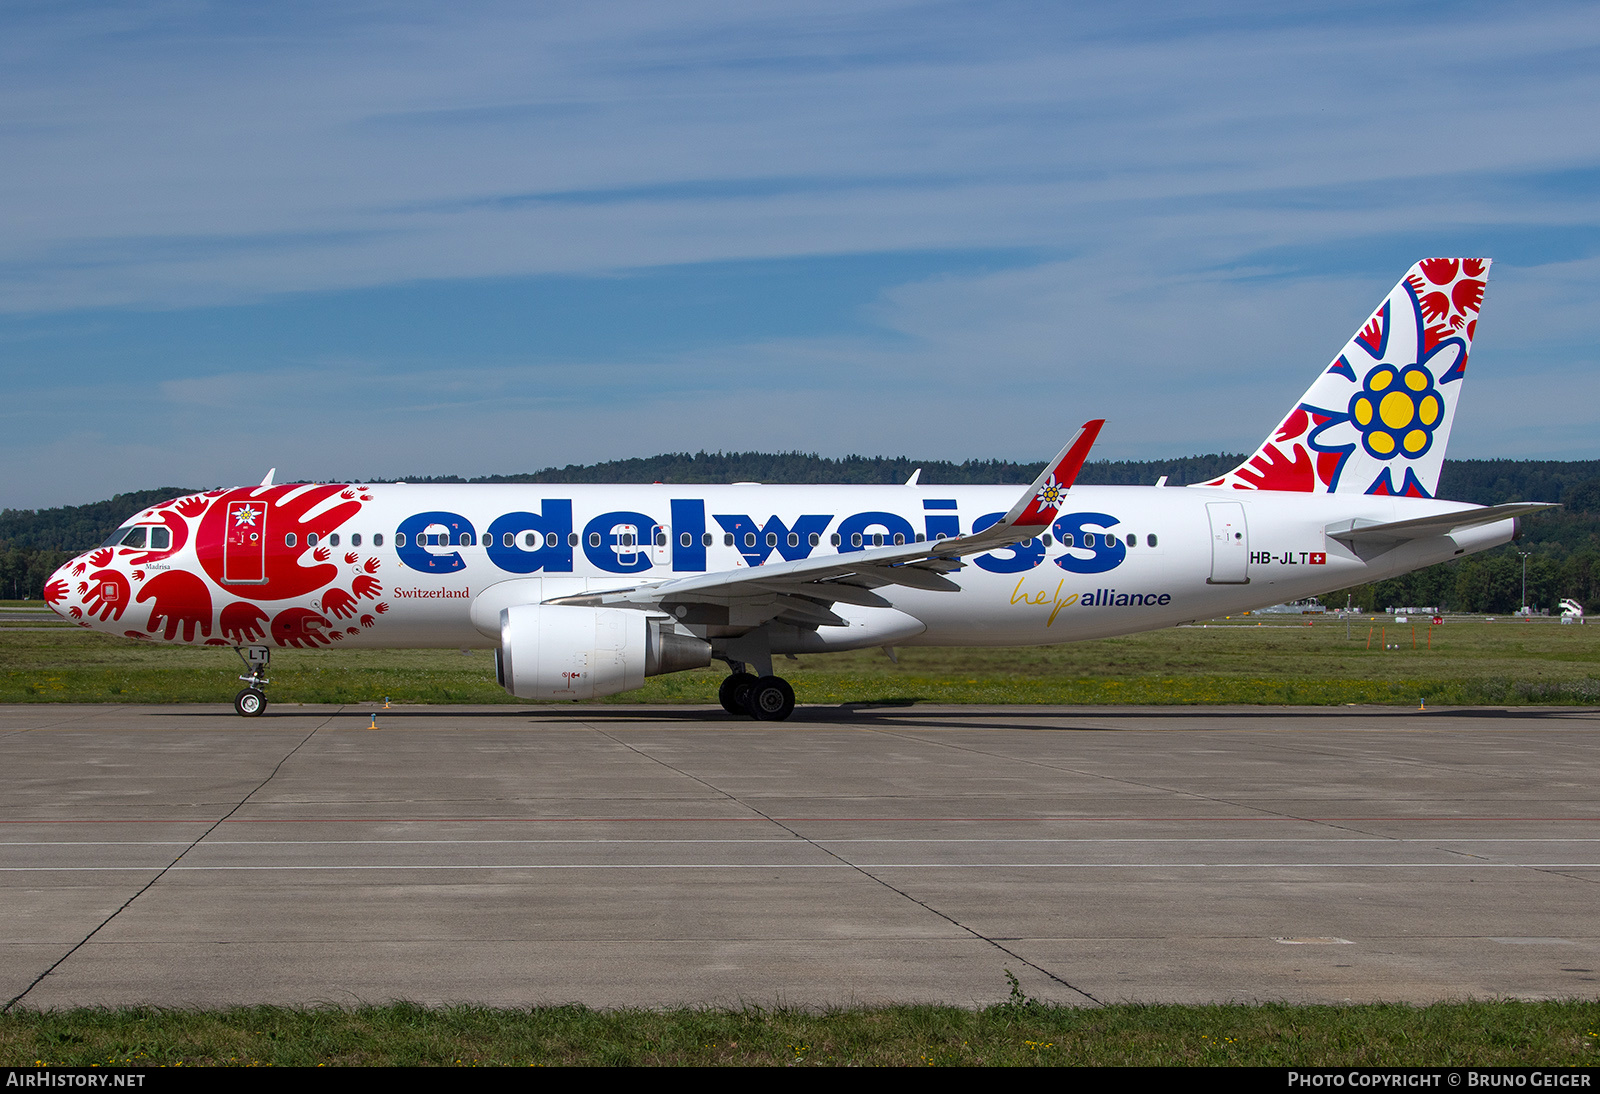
[2,702,1598,1009]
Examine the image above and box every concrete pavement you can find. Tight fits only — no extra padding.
[3,702,1598,1009]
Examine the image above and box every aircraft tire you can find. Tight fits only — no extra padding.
[719,672,758,715]
[235,688,266,717]
[747,676,795,721]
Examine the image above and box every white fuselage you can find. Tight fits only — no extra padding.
[51,481,1513,654]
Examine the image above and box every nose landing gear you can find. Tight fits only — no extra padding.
[232,645,271,717]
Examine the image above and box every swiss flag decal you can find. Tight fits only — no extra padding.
[1309,552,1327,565]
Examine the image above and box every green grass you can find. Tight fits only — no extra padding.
[4,999,1599,1066]
[3,616,1598,707]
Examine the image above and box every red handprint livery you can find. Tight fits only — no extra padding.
[137,570,213,642]
[43,481,393,651]
[321,588,358,619]
[196,484,362,599]
[82,569,132,622]
[220,601,270,644]
[272,607,334,648]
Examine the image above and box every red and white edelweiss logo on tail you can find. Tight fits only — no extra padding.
[1202,258,1488,498]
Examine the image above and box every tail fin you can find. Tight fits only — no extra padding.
[1199,258,1490,497]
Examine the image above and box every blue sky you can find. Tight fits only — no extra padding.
[3,0,1599,508]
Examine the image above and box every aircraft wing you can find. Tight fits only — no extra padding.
[1326,502,1558,560]
[548,420,1105,626]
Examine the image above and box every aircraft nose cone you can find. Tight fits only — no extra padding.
[43,560,78,620]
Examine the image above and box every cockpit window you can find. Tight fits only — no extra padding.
[101,525,170,550]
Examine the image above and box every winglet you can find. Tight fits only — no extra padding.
[259,467,276,487]
[1002,419,1104,530]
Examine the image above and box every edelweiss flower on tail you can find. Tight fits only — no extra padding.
[1199,258,1489,498]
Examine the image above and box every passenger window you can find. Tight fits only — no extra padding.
[702,532,713,547]
[1061,534,1074,547]
[832,534,842,546]
[1042,534,1052,547]
[547,533,559,548]
[374,534,384,547]
[460,533,473,546]
[1126,534,1136,548]
[808,532,820,547]
[766,532,778,548]
[352,534,362,547]
[568,533,578,547]
[787,532,799,548]
[307,533,319,547]
[1084,533,1096,548]
[589,532,601,548]
[1147,534,1158,547]
[851,533,863,547]
[680,532,692,548]
[286,533,297,547]
[656,532,667,547]
[329,534,340,547]
[893,533,904,545]
[745,533,756,548]
[393,533,404,547]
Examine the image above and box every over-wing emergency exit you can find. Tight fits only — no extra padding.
[46,259,1554,719]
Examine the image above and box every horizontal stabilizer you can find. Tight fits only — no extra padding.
[1326,502,1556,559]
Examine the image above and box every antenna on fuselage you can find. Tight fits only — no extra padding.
[260,468,276,487]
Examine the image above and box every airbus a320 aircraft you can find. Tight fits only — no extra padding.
[46,259,1553,719]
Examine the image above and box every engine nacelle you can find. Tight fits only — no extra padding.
[495,603,711,700]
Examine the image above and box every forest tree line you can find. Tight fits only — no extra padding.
[4,457,1598,613]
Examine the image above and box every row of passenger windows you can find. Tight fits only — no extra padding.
[275,530,1160,550]
[281,532,384,548]
[103,522,1158,553]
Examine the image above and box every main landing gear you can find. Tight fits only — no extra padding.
[233,645,271,717]
[718,665,796,721]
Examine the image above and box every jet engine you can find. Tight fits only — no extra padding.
[495,603,712,700]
